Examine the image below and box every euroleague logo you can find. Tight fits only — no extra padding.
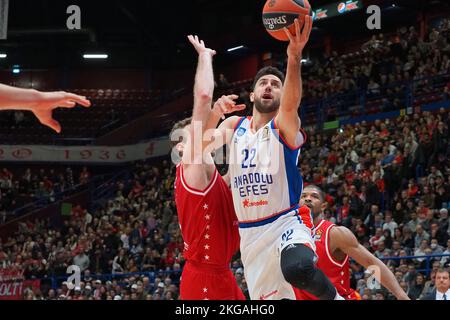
[337,2,347,13]
[268,0,276,7]
[237,127,246,137]
[314,228,323,241]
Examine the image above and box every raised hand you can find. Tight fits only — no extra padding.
[187,35,217,57]
[283,15,313,60]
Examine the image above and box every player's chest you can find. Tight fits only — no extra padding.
[232,127,282,165]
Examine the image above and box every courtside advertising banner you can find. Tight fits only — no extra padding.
[0,137,171,163]
[0,269,41,300]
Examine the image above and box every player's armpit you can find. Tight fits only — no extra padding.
[181,163,211,192]
[330,226,372,266]
[273,113,303,150]
[274,56,303,148]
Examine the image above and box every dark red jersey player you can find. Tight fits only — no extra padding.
[175,164,244,300]
[171,34,246,300]
[295,219,360,300]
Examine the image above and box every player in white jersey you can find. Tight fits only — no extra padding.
[204,16,342,300]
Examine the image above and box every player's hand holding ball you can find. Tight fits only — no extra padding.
[262,0,313,59]
[284,16,312,60]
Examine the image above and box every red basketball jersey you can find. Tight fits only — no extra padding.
[295,219,360,300]
[174,163,240,267]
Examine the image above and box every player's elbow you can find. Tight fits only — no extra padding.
[195,91,213,104]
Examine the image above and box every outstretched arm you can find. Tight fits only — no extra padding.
[188,35,216,126]
[331,226,410,300]
[0,84,91,133]
[274,15,312,148]
[182,35,244,190]
[182,35,217,168]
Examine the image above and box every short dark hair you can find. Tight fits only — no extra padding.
[303,184,325,202]
[436,268,449,276]
[169,117,192,148]
[252,66,285,90]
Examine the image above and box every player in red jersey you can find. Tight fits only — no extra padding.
[295,185,410,300]
[171,35,246,300]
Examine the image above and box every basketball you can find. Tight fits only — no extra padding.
[262,0,312,41]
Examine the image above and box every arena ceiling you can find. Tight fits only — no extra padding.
[0,0,448,70]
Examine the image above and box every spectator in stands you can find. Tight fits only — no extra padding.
[441,239,450,268]
[383,212,398,237]
[436,209,449,240]
[112,248,127,275]
[407,273,425,300]
[79,167,90,185]
[217,73,230,89]
[406,211,419,233]
[383,229,393,249]
[414,224,430,248]
[421,269,437,298]
[415,239,430,263]
[374,290,386,300]
[369,227,385,252]
[368,211,384,236]
[421,268,450,300]
[430,238,444,255]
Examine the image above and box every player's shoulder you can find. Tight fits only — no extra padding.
[322,219,335,227]
[221,115,248,130]
[329,225,359,247]
[315,219,335,232]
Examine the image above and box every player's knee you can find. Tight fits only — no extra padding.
[281,259,314,287]
[280,244,315,288]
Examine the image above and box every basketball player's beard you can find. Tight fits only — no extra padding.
[253,97,280,114]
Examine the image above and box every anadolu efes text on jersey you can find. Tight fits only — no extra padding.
[229,116,307,223]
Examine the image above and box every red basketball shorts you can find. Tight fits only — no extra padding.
[180,260,246,300]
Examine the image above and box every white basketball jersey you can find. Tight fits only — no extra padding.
[229,116,306,227]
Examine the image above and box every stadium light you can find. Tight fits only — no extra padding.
[227,45,244,52]
[0,53,6,58]
[12,65,20,74]
[83,54,108,59]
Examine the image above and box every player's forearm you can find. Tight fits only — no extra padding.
[280,55,302,113]
[0,84,41,110]
[205,107,222,132]
[192,52,214,124]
